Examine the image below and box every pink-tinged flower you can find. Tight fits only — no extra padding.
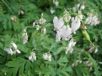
[56,26,72,41]
[71,16,81,34]
[60,26,72,40]
[85,14,100,25]
[53,16,64,31]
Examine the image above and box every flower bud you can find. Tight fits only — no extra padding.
[82,30,91,42]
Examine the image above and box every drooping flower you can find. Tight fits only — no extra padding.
[38,13,46,25]
[77,11,84,20]
[11,16,17,22]
[85,13,100,25]
[65,39,76,54]
[33,21,36,27]
[39,17,46,25]
[94,48,98,53]
[28,52,36,62]
[53,16,64,31]
[11,42,21,54]
[50,7,55,14]
[73,4,85,12]
[11,42,17,49]
[41,27,47,34]
[72,60,82,67]
[71,16,81,34]
[4,42,21,55]
[4,48,14,55]
[43,52,52,61]
[73,4,80,12]
[22,29,28,44]
[80,4,85,10]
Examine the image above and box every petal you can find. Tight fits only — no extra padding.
[71,16,81,33]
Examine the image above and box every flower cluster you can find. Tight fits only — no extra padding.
[22,29,28,44]
[53,16,72,41]
[53,3,100,54]
[32,13,47,34]
[53,11,82,41]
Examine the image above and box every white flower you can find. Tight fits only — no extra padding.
[11,42,17,49]
[63,10,71,23]
[85,14,100,25]
[15,49,21,54]
[71,16,81,34]
[76,4,80,9]
[80,4,85,10]
[53,16,64,31]
[4,48,14,55]
[39,17,46,25]
[94,48,98,53]
[28,52,36,62]
[33,22,36,27]
[42,28,47,34]
[73,4,80,12]
[78,11,83,20]
[66,39,76,54]
[11,16,17,22]
[73,4,85,12]
[39,14,46,25]
[4,42,21,55]
[50,8,55,14]
[22,29,28,44]
[56,31,61,42]
[53,0,59,7]
[36,25,40,30]
[43,52,52,61]
[10,42,21,54]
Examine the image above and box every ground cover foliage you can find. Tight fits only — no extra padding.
[0,0,102,76]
